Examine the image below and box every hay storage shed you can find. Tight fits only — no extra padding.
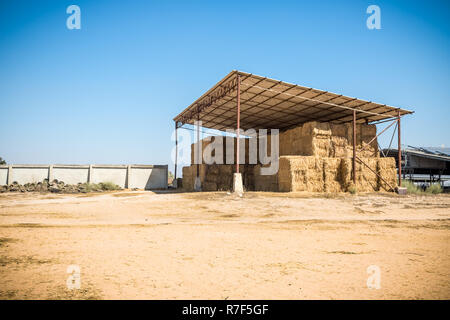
[173,70,413,192]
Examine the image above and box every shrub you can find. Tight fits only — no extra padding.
[348,185,357,195]
[401,181,443,195]
[82,183,98,192]
[98,182,121,191]
[401,180,421,194]
[426,183,443,194]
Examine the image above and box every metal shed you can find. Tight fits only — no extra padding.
[173,70,414,189]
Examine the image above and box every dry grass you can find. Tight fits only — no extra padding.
[327,251,358,255]
[112,192,143,197]
[0,255,53,267]
[0,237,17,247]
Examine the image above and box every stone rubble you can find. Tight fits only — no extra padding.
[0,179,122,193]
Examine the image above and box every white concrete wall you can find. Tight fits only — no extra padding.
[0,164,168,190]
[53,166,90,185]
[0,168,8,185]
[91,167,127,187]
[12,166,49,184]
[129,167,168,189]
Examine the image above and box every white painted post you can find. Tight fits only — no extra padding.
[126,165,131,189]
[166,165,169,189]
[7,165,13,185]
[88,164,93,183]
[48,165,53,182]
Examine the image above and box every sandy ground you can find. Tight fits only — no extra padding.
[0,190,449,300]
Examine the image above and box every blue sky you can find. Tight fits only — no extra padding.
[0,0,449,173]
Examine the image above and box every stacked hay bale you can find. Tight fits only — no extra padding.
[203,165,234,191]
[278,156,396,192]
[278,156,324,192]
[181,121,395,193]
[359,124,378,158]
[359,158,379,192]
[330,124,350,158]
[243,165,256,191]
[202,164,219,191]
[182,164,256,191]
[337,158,377,192]
[354,158,379,192]
[377,157,397,191]
[279,123,317,156]
[338,123,378,158]
[280,121,378,158]
[254,165,278,191]
[181,165,196,191]
[323,158,343,193]
[191,136,251,165]
[181,166,192,191]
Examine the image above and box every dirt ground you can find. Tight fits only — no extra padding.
[0,190,449,300]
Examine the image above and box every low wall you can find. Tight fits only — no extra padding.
[0,164,168,190]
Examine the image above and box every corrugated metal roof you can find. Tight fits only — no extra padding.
[174,70,414,131]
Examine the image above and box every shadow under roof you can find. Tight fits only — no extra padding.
[174,70,414,131]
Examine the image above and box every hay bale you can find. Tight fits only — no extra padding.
[243,168,255,191]
[377,157,398,191]
[279,121,378,159]
[208,165,219,175]
[183,121,385,193]
[182,166,194,191]
[278,156,324,192]
[329,133,349,156]
[323,158,342,193]
[356,158,378,192]
[191,136,251,165]
[330,123,347,137]
[302,121,331,136]
[186,164,258,191]
[203,181,217,191]
[254,164,278,191]
[312,137,332,157]
[219,165,233,175]
[181,164,209,191]
[336,158,379,192]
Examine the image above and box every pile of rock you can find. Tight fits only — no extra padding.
[0,179,122,194]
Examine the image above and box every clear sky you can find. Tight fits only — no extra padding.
[1,0,449,173]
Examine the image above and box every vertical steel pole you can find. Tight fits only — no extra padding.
[236,74,241,174]
[352,109,357,184]
[174,121,178,181]
[197,113,200,178]
[397,110,402,187]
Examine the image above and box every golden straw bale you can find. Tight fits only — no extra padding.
[279,121,378,159]
[378,157,396,170]
[203,181,217,191]
[302,121,331,136]
[254,164,278,191]
[376,158,398,191]
[208,165,219,175]
[219,165,233,175]
[353,158,378,192]
[330,123,348,138]
[312,137,332,157]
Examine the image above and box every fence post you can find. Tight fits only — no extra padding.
[48,165,53,182]
[7,165,13,185]
[126,165,131,189]
[88,164,93,183]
